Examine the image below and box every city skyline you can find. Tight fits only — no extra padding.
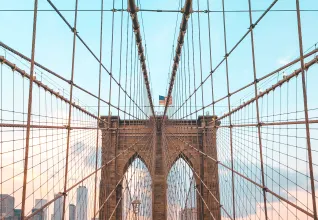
[0,185,90,220]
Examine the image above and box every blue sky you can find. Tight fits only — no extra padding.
[1,0,318,118]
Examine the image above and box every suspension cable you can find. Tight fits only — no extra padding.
[127,0,155,117]
[163,0,193,117]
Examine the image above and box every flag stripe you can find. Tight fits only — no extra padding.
[159,95,172,105]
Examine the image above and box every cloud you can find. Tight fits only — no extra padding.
[277,56,291,66]
[222,190,318,220]
[218,160,316,218]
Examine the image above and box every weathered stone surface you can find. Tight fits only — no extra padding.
[99,116,221,220]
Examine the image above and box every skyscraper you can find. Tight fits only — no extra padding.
[31,208,44,220]
[13,209,22,220]
[76,186,88,220]
[34,199,48,220]
[53,194,64,220]
[69,204,76,220]
[0,194,14,218]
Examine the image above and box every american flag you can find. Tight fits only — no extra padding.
[159,95,172,106]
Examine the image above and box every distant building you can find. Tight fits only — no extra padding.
[53,194,64,220]
[69,204,76,220]
[13,209,22,220]
[180,208,197,220]
[31,208,44,220]
[0,194,14,218]
[76,186,88,220]
[34,199,47,220]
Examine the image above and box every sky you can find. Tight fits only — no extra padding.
[1,0,318,219]
[1,0,317,117]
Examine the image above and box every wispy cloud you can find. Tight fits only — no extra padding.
[277,56,291,66]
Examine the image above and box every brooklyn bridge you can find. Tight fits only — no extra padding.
[0,0,318,219]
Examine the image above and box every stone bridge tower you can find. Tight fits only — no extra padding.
[99,115,221,220]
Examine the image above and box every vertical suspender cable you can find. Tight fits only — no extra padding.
[61,0,79,218]
[21,0,38,218]
[295,1,318,219]
[93,0,104,215]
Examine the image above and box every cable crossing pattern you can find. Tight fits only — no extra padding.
[0,0,318,220]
